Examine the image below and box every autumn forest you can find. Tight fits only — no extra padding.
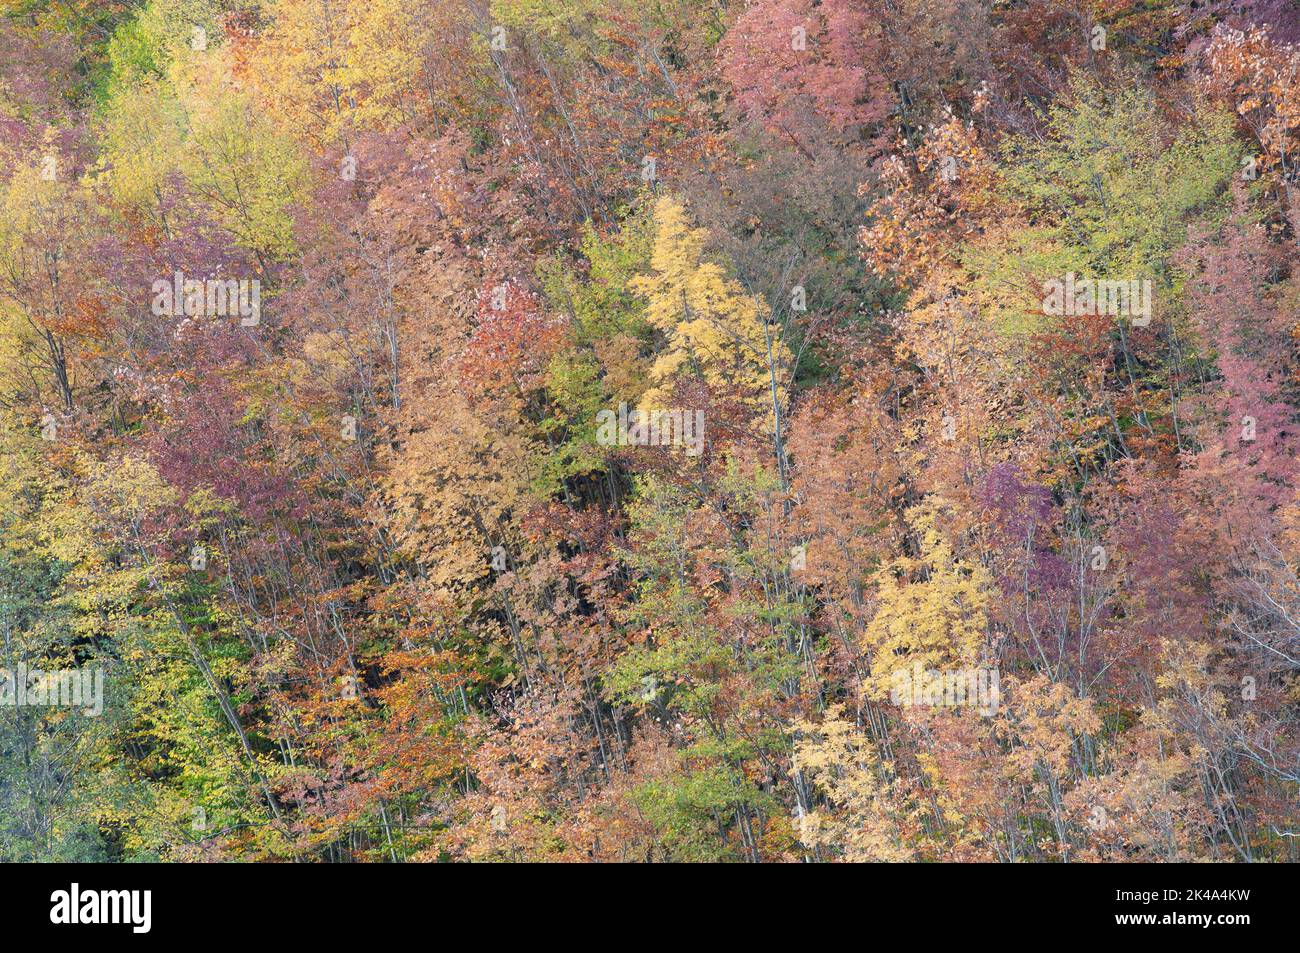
[0,0,1298,864]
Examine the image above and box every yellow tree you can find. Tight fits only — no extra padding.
[248,0,436,148]
[792,705,916,861]
[96,80,187,231]
[862,500,995,699]
[631,196,790,426]
[177,67,309,266]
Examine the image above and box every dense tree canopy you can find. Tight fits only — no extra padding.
[0,0,1297,862]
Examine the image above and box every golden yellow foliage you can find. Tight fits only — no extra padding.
[861,500,994,699]
[631,196,789,419]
